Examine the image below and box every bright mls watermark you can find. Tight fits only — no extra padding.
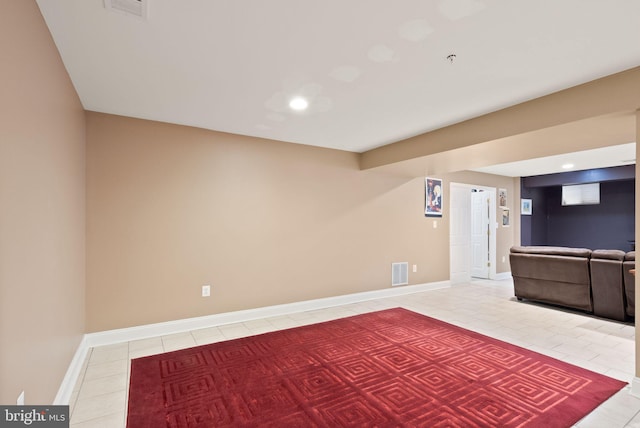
[0,406,68,427]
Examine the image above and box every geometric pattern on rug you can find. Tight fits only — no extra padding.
[127,308,626,428]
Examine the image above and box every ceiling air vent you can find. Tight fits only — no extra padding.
[104,0,148,20]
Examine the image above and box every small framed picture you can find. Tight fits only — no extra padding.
[521,198,532,215]
[502,208,510,227]
[499,188,507,207]
[425,177,443,217]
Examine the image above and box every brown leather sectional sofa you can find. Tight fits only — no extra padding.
[510,246,635,322]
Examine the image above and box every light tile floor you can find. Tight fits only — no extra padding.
[68,279,640,427]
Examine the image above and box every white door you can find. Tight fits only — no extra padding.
[449,184,471,284]
[471,191,490,278]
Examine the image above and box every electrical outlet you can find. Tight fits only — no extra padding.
[502,256,506,263]
[433,220,438,229]
[202,285,211,297]
[412,264,417,273]
[17,391,24,405]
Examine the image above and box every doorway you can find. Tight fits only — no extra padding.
[471,190,491,278]
[449,183,497,284]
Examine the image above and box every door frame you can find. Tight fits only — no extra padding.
[449,182,497,282]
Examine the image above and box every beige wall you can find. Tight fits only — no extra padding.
[85,113,433,330]
[0,1,86,404]
[85,112,519,332]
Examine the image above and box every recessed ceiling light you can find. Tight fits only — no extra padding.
[562,163,574,169]
[289,97,309,111]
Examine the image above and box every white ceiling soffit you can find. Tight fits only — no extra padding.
[472,143,637,178]
[36,1,640,153]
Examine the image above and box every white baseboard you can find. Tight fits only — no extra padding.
[55,281,449,404]
[85,281,450,348]
[493,272,512,281]
[630,377,640,398]
[53,335,89,405]
[55,278,638,407]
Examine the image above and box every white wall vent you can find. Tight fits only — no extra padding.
[391,262,409,286]
[104,0,148,20]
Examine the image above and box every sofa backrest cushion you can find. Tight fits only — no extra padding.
[591,249,625,261]
[510,246,592,258]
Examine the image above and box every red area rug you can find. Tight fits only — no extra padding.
[127,308,626,427]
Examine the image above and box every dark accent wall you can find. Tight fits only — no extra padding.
[545,180,635,251]
[520,187,547,246]
[521,165,635,251]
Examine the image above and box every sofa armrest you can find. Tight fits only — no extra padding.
[590,250,626,321]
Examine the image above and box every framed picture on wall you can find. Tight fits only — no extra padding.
[499,188,507,207]
[502,208,510,227]
[425,177,443,217]
[521,198,532,215]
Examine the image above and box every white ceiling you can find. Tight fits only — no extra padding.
[472,142,637,177]
[37,0,640,157]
